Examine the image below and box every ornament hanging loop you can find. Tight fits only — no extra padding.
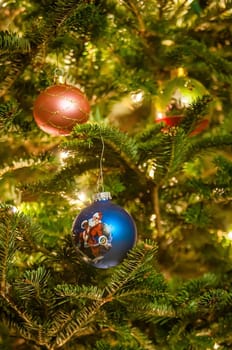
[171,67,187,79]
[96,130,105,193]
[54,68,66,84]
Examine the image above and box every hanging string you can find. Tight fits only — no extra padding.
[54,68,65,84]
[54,50,65,84]
[97,130,105,193]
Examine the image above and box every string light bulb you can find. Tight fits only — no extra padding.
[227,231,232,240]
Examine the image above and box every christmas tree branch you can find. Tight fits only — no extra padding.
[0,211,18,293]
[64,123,146,184]
[0,100,22,133]
[105,243,158,297]
[0,1,85,97]
[52,301,104,348]
[185,134,232,164]
[0,291,36,330]
[52,244,161,348]
[0,31,30,52]
[153,185,163,237]
[124,0,146,35]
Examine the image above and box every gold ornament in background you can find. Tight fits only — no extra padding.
[154,75,210,135]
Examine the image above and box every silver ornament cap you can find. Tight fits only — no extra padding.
[93,192,112,201]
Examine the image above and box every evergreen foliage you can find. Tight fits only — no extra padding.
[0,0,232,349]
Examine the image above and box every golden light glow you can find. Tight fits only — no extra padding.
[131,90,144,104]
[78,191,88,202]
[156,112,164,120]
[59,151,70,160]
[10,206,18,214]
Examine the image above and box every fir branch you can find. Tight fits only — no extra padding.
[0,291,36,330]
[55,284,104,302]
[0,53,28,98]
[45,310,75,339]
[185,178,232,203]
[135,301,176,323]
[198,288,232,312]
[186,134,232,161]
[138,141,170,181]
[19,157,99,196]
[0,205,49,257]
[183,202,211,228]
[68,123,139,163]
[190,40,232,78]
[0,156,51,179]
[0,31,30,52]
[14,266,50,302]
[180,95,212,135]
[44,311,96,350]
[19,177,77,200]
[137,128,192,185]
[213,155,232,186]
[50,243,162,349]
[135,123,164,144]
[63,123,144,183]
[173,273,232,325]
[130,326,159,350]
[52,302,101,348]
[195,0,232,23]
[0,210,17,292]
[64,1,108,39]
[95,324,157,350]
[47,0,84,33]
[122,0,146,35]
[164,130,190,181]
[153,185,163,237]
[29,0,85,63]
[0,100,22,133]
[168,37,232,82]
[104,243,158,297]
[0,1,84,97]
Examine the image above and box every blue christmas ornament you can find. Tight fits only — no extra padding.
[72,192,137,268]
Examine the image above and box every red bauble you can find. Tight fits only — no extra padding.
[33,84,90,136]
[157,116,209,136]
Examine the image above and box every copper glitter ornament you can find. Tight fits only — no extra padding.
[33,84,90,136]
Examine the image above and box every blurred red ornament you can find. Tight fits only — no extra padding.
[154,77,209,135]
[33,84,90,136]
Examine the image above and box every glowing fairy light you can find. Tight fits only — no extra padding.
[227,231,232,240]
[156,111,164,120]
[146,159,158,178]
[58,150,71,166]
[148,168,155,178]
[61,191,89,208]
[9,206,18,214]
[59,151,70,160]
[131,90,144,105]
[150,214,157,229]
[1,1,8,7]
[78,191,87,202]
[150,214,156,221]
[162,39,174,46]
[173,0,193,4]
